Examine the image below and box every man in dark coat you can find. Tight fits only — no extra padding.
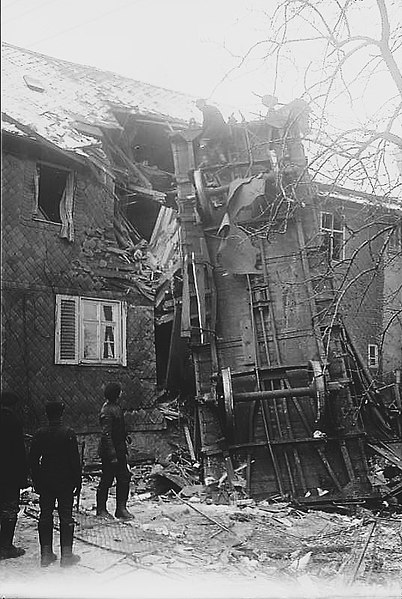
[0,391,28,560]
[29,400,81,567]
[96,382,133,520]
[195,98,230,164]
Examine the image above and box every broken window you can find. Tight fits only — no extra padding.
[55,295,127,365]
[34,163,75,241]
[368,344,379,369]
[320,211,344,261]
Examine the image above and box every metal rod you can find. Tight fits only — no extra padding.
[270,396,296,495]
[294,217,327,365]
[235,386,313,401]
[200,159,270,172]
[230,364,307,377]
[246,274,284,497]
[229,433,366,449]
[281,392,308,493]
[258,306,271,367]
[259,238,282,366]
[191,252,204,345]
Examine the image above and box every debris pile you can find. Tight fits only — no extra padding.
[148,462,199,495]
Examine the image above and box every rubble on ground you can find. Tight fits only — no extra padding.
[14,445,401,591]
[18,476,402,590]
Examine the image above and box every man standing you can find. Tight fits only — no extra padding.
[96,382,133,520]
[195,98,230,164]
[0,391,27,560]
[29,400,81,567]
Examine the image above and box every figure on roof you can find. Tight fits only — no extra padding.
[195,99,230,166]
[261,95,310,168]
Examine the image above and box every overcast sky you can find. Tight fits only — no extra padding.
[1,0,277,115]
[2,0,401,147]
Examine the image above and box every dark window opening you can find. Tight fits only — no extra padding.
[124,197,160,241]
[155,313,195,395]
[155,321,173,389]
[37,164,69,223]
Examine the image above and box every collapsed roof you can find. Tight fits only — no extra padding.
[2,41,200,156]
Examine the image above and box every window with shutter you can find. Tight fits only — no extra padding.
[55,295,126,366]
[55,295,79,364]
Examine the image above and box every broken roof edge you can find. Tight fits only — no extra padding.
[110,105,191,130]
[316,182,402,213]
[2,113,87,166]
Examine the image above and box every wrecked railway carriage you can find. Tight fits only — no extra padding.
[156,101,402,504]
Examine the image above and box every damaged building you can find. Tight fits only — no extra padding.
[1,42,200,460]
[153,99,402,505]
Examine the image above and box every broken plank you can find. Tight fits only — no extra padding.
[183,424,197,462]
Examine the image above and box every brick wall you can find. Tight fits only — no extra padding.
[302,197,388,375]
[382,247,402,381]
[1,145,160,435]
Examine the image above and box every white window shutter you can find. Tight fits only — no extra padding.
[55,295,79,364]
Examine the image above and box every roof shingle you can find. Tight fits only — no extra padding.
[2,42,200,154]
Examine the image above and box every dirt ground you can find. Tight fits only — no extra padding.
[1,476,401,599]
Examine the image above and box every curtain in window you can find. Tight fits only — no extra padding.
[60,172,75,242]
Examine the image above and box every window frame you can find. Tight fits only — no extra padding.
[320,211,345,262]
[367,343,379,369]
[55,295,127,366]
[33,161,73,225]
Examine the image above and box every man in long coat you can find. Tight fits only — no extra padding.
[0,391,27,560]
[30,400,81,567]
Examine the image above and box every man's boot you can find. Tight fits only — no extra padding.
[115,482,134,520]
[39,520,57,567]
[0,517,25,560]
[40,546,57,567]
[60,523,80,567]
[96,487,113,519]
